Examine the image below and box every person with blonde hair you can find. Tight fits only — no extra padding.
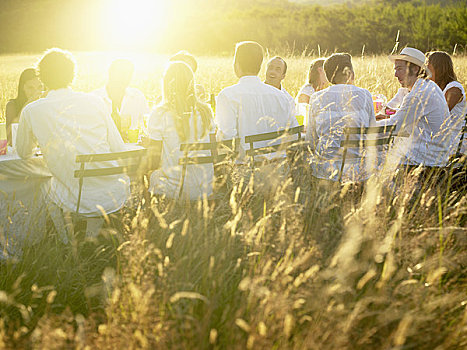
[147,61,214,200]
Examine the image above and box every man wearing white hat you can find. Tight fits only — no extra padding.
[379,47,451,169]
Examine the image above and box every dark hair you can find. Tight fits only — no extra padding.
[234,41,263,76]
[169,51,198,73]
[13,68,37,110]
[308,58,325,88]
[323,53,353,84]
[426,51,457,90]
[268,56,287,74]
[37,48,75,89]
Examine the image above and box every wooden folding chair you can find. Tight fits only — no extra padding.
[74,148,147,214]
[178,134,239,198]
[244,125,304,168]
[338,124,397,183]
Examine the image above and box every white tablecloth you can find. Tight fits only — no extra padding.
[0,148,51,260]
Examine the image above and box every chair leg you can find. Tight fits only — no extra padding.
[47,203,73,244]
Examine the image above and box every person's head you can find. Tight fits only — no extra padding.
[265,56,287,89]
[169,51,198,73]
[307,58,327,91]
[37,48,75,90]
[233,41,263,78]
[15,68,42,107]
[426,51,457,90]
[389,47,426,88]
[162,61,212,142]
[108,59,134,90]
[323,53,354,85]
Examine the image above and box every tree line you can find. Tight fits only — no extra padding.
[0,0,465,55]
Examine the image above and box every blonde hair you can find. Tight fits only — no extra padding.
[162,61,212,142]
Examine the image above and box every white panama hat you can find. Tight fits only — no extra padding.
[389,47,426,67]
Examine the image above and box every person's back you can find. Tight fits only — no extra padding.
[16,49,128,216]
[215,41,296,157]
[307,53,376,182]
[149,106,214,200]
[148,62,214,200]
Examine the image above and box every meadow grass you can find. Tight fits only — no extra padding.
[0,52,466,349]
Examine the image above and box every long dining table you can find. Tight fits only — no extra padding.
[0,147,52,259]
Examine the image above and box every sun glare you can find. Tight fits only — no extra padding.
[102,0,169,49]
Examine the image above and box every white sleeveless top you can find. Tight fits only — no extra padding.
[443,81,466,155]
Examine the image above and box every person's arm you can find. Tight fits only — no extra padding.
[376,93,416,136]
[297,94,310,104]
[305,103,317,151]
[367,92,377,126]
[15,108,36,159]
[5,101,17,146]
[100,98,126,152]
[444,87,463,112]
[143,108,165,173]
[214,91,237,139]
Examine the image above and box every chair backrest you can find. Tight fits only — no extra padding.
[74,147,147,214]
[338,124,397,183]
[178,133,240,198]
[244,125,304,167]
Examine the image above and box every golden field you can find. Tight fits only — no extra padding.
[0,52,466,349]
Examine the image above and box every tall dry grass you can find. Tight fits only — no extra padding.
[0,52,466,349]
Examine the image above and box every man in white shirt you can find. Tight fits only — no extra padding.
[215,42,297,159]
[94,59,149,138]
[379,47,451,168]
[16,48,129,220]
[264,56,295,108]
[307,53,377,182]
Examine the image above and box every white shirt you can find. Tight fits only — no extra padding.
[215,76,297,158]
[379,79,451,167]
[281,86,296,109]
[306,84,377,182]
[149,106,214,200]
[93,87,150,129]
[296,83,315,99]
[16,88,129,216]
[443,81,466,155]
[386,88,409,109]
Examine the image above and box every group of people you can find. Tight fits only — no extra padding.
[4,41,466,225]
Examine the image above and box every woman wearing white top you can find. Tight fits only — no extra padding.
[306,53,376,182]
[426,51,466,155]
[296,58,327,104]
[148,62,214,200]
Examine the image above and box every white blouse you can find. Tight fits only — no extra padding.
[443,81,466,155]
[148,106,214,200]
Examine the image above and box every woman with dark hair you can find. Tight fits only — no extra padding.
[5,68,42,145]
[426,51,466,154]
[296,58,327,104]
[147,61,214,200]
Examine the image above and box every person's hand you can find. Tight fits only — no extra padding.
[376,113,390,121]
